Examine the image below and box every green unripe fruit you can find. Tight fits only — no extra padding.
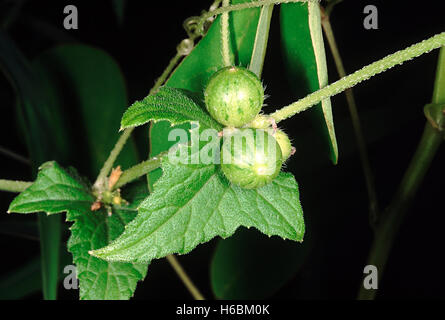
[204,66,264,127]
[269,129,293,161]
[249,114,271,129]
[221,128,282,189]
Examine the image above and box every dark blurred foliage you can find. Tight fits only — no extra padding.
[0,0,444,299]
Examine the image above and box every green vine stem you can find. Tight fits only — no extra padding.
[166,255,205,300]
[358,48,445,300]
[113,152,166,190]
[93,127,134,190]
[269,32,445,123]
[0,179,32,193]
[221,0,232,66]
[320,7,379,223]
[197,0,305,33]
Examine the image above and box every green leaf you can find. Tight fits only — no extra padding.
[121,87,222,131]
[8,162,93,214]
[24,43,138,299]
[90,147,304,263]
[8,162,148,300]
[211,228,310,299]
[148,0,262,186]
[281,2,338,163]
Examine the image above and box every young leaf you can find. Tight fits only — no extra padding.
[121,87,222,131]
[90,148,305,263]
[8,162,148,300]
[281,2,338,163]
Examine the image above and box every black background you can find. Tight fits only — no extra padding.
[0,0,444,300]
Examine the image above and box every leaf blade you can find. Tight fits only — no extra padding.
[91,152,304,263]
[121,87,222,130]
[8,162,148,300]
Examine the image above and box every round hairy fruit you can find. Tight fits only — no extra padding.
[269,129,293,161]
[221,128,282,189]
[204,66,264,127]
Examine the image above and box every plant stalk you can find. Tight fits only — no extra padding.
[113,153,165,190]
[94,127,134,189]
[166,255,205,300]
[197,0,306,33]
[269,32,445,123]
[0,179,32,193]
[221,0,232,66]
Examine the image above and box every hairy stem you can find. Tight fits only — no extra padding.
[270,32,445,123]
[0,179,32,193]
[197,0,305,32]
[221,0,232,66]
[113,153,166,190]
[166,255,205,300]
[93,127,134,189]
[321,7,379,223]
